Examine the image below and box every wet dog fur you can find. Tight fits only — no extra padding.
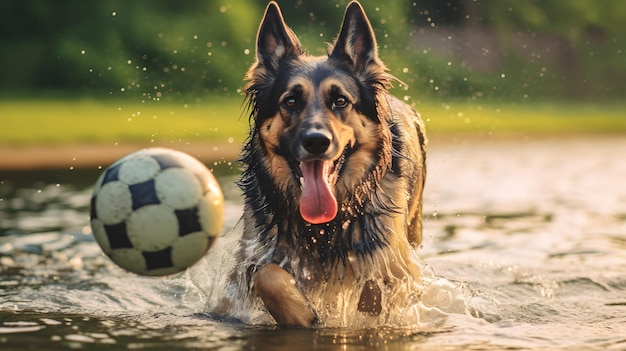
[223,1,427,327]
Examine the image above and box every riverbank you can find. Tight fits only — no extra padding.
[0,142,242,170]
[1,133,621,171]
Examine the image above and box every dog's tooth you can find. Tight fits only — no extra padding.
[300,176,305,188]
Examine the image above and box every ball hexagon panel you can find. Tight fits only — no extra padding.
[155,168,203,210]
[150,152,187,170]
[193,168,217,194]
[149,149,214,194]
[95,181,133,225]
[118,154,161,185]
[198,188,225,237]
[90,218,111,254]
[109,248,148,274]
[126,204,179,252]
[171,232,211,269]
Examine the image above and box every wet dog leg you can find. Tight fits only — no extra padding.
[254,263,316,326]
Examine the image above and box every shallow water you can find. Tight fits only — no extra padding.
[1,136,625,350]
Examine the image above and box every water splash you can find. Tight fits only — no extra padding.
[174,221,472,329]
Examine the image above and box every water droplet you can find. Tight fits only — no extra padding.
[341,220,350,230]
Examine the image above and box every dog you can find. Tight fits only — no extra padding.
[210,1,427,327]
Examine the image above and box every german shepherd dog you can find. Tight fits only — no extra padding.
[213,1,427,327]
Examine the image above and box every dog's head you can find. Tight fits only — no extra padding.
[243,1,396,225]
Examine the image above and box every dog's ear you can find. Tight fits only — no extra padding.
[330,1,380,73]
[254,2,302,71]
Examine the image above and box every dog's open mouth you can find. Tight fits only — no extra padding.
[298,151,347,224]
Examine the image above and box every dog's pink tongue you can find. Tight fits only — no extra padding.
[299,160,338,224]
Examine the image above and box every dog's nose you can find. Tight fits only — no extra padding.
[302,130,332,155]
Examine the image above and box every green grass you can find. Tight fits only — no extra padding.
[1,98,250,146]
[2,98,625,147]
[418,100,626,136]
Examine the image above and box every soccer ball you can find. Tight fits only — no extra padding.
[90,147,224,276]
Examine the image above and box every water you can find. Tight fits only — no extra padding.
[1,136,625,350]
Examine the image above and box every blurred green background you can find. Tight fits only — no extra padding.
[1,0,625,148]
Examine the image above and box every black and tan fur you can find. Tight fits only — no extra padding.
[218,1,427,327]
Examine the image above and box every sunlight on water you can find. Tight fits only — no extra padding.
[1,137,626,350]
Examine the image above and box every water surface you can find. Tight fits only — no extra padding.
[1,136,625,350]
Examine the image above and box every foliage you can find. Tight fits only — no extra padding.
[0,0,625,101]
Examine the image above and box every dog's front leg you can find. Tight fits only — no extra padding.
[254,263,316,327]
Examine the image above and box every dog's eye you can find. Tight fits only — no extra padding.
[283,97,298,109]
[333,96,348,109]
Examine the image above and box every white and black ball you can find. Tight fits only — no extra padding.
[90,147,224,276]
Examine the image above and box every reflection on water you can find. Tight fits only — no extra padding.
[1,137,626,350]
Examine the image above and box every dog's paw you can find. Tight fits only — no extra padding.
[254,263,316,327]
